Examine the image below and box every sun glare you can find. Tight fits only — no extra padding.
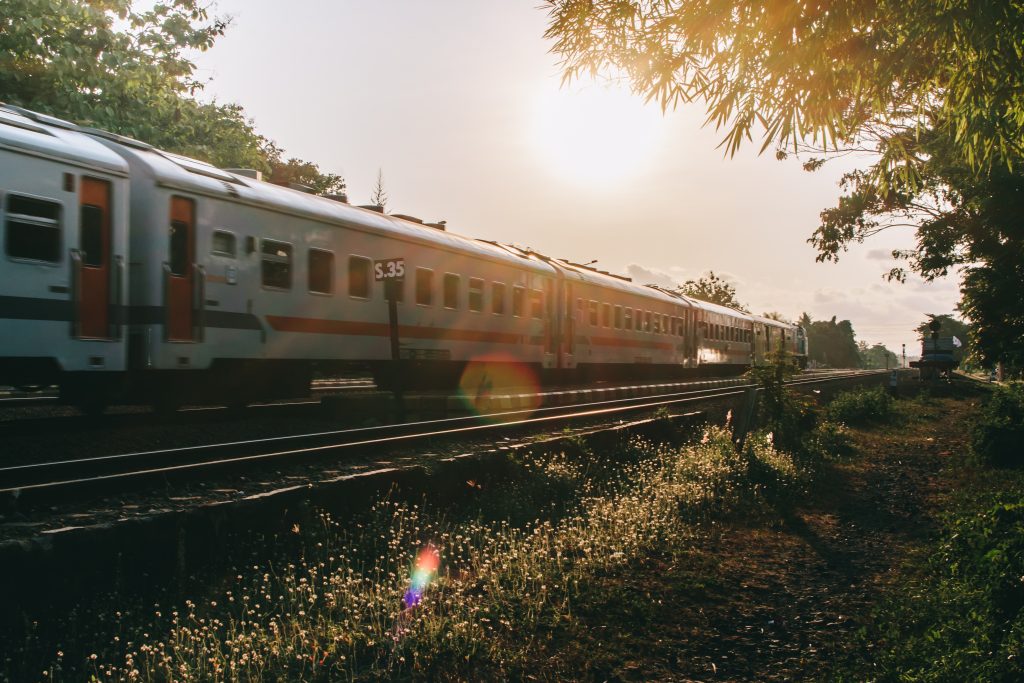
[531,82,665,186]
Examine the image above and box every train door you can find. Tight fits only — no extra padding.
[543,278,556,367]
[167,196,195,341]
[77,177,112,339]
[562,282,575,368]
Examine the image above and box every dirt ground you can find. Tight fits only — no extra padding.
[542,389,980,682]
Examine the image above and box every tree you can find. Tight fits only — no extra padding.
[0,0,342,185]
[266,149,347,197]
[858,341,898,370]
[370,168,388,210]
[544,1,1024,368]
[762,312,789,323]
[544,1,1024,177]
[676,271,747,311]
[799,313,861,369]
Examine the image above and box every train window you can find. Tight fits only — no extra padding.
[308,249,334,294]
[624,307,633,330]
[601,303,611,327]
[212,231,236,257]
[492,282,506,314]
[469,278,484,312]
[614,305,623,329]
[652,314,660,333]
[416,268,433,305]
[261,240,292,289]
[348,255,371,298]
[444,273,460,309]
[643,311,652,332]
[662,314,669,335]
[530,290,543,319]
[169,220,190,276]
[79,204,104,267]
[5,195,62,263]
[512,285,525,316]
[588,301,598,326]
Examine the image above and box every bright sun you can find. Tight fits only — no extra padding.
[531,82,666,186]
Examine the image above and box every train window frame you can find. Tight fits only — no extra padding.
[512,285,526,317]
[588,300,598,326]
[662,315,669,336]
[443,273,460,310]
[211,230,237,258]
[307,248,334,295]
[468,277,485,312]
[530,289,544,319]
[260,239,293,290]
[4,193,63,266]
[643,311,652,333]
[348,255,372,299]
[624,307,633,330]
[415,267,433,306]
[601,302,611,328]
[613,305,623,329]
[492,282,506,315]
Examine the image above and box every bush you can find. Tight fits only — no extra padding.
[825,385,894,426]
[811,420,857,460]
[971,383,1024,468]
[866,495,1024,682]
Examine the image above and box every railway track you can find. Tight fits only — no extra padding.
[0,370,883,508]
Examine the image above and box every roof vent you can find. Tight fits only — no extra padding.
[225,168,263,181]
[391,213,424,224]
[358,204,385,213]
[324,192,348,204]
[425,220,447,231]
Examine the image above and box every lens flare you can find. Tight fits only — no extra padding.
[402,545,441,609]
[457,353,542,419]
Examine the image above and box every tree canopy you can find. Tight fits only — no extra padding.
[1,0,342,190]
[545,1,1024,367]
[798,313,861,369]
[676,271,747,311]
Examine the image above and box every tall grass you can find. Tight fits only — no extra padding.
[34,427,814,682]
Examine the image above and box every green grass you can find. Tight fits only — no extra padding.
[26,425,819,682]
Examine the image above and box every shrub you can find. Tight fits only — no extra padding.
[825,385,894,426]
[811,420,857,460]
[866,495,1024,682]
[971,383,1024,468]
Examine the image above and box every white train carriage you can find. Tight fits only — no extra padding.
[687,298,754,373]
[749,314,806,367]
[0,106,129,406]
[86,131,561,403]
[494,252,701,381]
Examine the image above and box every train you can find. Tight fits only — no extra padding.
[0,104,807,412]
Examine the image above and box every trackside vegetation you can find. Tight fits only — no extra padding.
[24,415,843,681]
[13,380,1019,682]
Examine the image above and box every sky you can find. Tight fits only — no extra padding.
[190,0,961,355]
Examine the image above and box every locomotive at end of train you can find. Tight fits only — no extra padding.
[0,105,807,412]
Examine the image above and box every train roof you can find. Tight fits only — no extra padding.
[81,131,556,275]
[494,246,693,307]
[678,296,752,320]
[748,313,797,329]
[0,105,129,175]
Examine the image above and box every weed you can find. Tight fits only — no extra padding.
[970,382,1024,468]
[26,425,817,682]
[826,385,894,426]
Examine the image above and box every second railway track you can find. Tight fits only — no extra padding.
[0,370,882,508]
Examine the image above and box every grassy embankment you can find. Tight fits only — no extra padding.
[16,381,1024,682]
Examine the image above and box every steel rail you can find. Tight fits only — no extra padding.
[0,370,880,501]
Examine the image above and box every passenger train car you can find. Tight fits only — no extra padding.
[0,105,806,410]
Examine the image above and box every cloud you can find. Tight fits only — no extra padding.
[865,248,893,260]
[624,263,684,288]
